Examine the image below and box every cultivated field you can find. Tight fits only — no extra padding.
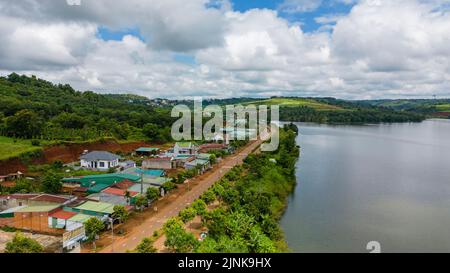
[242,98,344,111]
[0,137,42,161]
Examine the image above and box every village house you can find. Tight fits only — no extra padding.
[135,147,160,157]
[142,157,175,170]
[173,142,198,156]
[80,151,121,171]
[185,158,211,174]
[0,194,77,211]
[198,143,230,153]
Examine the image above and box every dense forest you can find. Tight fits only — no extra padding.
[0,73,174,142]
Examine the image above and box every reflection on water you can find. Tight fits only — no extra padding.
[280,119,450,253]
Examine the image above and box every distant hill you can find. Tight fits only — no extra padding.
[358,99,450,118]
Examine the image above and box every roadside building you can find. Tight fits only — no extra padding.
[110,179,136,190]
[48,209,78,230]
[173,142,198,156]
[13,205,64,234]
[185,158,211,173]
[80,151,121,171]
[142,157,175,170]
[198,143,230,153]
[0,194,76,211]
[119,160,136,170]
[63,173,140,188]
[135,147,160,156]
[70,201,115,218]
[86,187,139,206]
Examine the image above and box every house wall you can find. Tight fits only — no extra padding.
[80,159,119,170]
[142,160,173,170]
[12,212,65,235]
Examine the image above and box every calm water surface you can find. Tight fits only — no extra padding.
[280,119,450,253]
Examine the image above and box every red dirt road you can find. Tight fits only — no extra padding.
[96,139,264,253]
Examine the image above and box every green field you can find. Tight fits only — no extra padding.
[0,136,42,161]
[242,98,345,111]
[435,104,450,112]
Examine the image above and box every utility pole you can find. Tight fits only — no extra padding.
[110,217,114,253]
[140,171,144,195]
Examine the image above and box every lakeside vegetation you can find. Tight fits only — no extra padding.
[150,125,300,253]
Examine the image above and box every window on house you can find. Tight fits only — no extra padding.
[2,200,6,206]
[19,201,23,206]
[99,162,105,168]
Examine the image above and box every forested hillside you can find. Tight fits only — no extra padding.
[0,73,174,142]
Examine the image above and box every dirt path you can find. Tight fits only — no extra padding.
[93,138,263,253]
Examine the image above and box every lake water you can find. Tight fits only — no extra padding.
[280,119,450,253]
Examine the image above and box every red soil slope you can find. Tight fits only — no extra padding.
[0,140,151,175]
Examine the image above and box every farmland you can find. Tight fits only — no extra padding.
[0,136,42,161]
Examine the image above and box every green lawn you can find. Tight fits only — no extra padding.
[0,136,42,161]
[242,98,344,111]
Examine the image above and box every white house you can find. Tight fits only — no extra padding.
[80,151,121,171]
[173,142,198,156]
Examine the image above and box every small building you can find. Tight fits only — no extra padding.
[174,142,198,156]
[185,158,211,173]
[142,157,175,170]
[80,151,121,171]
[198,143,229,153]
[48,209,78,230]
[71,201,115,218]
[11,205,64,234]
[136,169,165,178]
[0,194,76,211]
[110,180,136,190]
[62,173,140,188]
[119,160,136,170]
[87,188,139,206]
[135,147,160,156]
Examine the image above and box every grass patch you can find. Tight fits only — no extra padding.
[435,104,450,112]
[0,136,42,161]
[242,98,344,111]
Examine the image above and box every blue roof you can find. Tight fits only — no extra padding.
[136,169,165,177]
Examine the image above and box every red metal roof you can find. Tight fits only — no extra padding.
[102,187,138,197]
[111,179,135,190]
[49,209,77,220]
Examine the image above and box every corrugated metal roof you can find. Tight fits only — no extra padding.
[68,213,92,223]
[136,147,160,152]
[49,209,77,220]
[75,201,115,214]
[17,205,60,213]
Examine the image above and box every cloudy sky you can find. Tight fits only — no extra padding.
[1,0,450,99]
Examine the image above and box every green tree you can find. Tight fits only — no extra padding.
[135,195,148,211]
[192,199,207,216]
[5,233,44,253]
[179,207,197,223]
[146,187,160,202]
[41,171,63,194]
[84,217,105,250]
[201,190,216,204]
[163,218,198,253]
[136,238,157,253]
[5,109,43,138]
[142,123,160,140]
[112,205,129,224]
[162,181,177,193]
